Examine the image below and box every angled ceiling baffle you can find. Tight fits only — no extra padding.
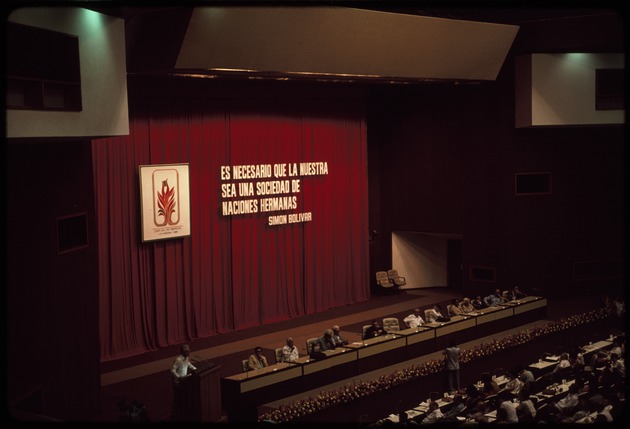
[127,6,520,84]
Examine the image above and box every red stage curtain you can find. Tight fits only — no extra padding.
[93,95,369,361]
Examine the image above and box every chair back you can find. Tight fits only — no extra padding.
[362,325,372,340]
[242,359,249,372]
[424,309,432,322]
[306,337,320,354]
[275,347,284,363]
[387,269,407,287]
[383,317,400,333]
[375,271,394,288]
[446,304,456,317]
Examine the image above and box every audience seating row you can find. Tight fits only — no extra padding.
[376,332,624,425]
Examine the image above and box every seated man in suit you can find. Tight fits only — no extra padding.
[512,285,528,299]
[247,346,268,370]
[318,329,337,352]
[331,325,349,346]
[364,319,387,339]
[471,295,485,310]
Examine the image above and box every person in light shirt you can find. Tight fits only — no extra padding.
[504,369,524,396]
[403,308,425,328]
[421,401,443,424]
[497,389,519,423]
[551,352,571,383]
[553,383,580,413]
[447,298,463,317]
[483,289,503,307]
[443,340,461,392]
[281,337,299,363]
[459,297,475,313]
[425,304,445,323]
[516,389,537,421]
[170,344,197,387]
[170,344,198,420]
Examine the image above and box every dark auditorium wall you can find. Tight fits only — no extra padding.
[367,60,624,298]
[7,141,100,420]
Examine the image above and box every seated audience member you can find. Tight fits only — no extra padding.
[553,383,580,414]
[397,411,411,426]
[468,400,489,423]
[609,337,623,359]
[425,304,446,323]
[504,369,524,396]
[536,403,560,423]
[512,285,527,299]
[612,295,624,318]
[609,352,625,378]
[516,389,537,421]
[281,337,299,363]
[505,285,527,301]
[517,365,535,391]
[403,308,425,329]
[331,325,349,346]
[551,352,572,382]
[364,320,386,339]
[441,394,465,422]
[497,389,518,423]
[447,299,463,317]
[421,401,443,424]
[600,353,625,388]
[569,350,585,373]
[483,289,503,307]
[566,396,592,422]
[463,384,482,409]
[247,346,268,370]
[479,372,500,397]
[590,351,609,370]
[593,399,614,422]
[571,377,588,396]
[459,297,475,314]
[616,333,625,355]
[471,295,485,310]
[318,329,337,352]
[494,406,509,423]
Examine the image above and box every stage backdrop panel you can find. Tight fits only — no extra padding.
[93,92,369,361]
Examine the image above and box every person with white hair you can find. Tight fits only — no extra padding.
[331,325,349,346]
[459,297,475,313]
[318,328,337,351]
[281,337,299,363]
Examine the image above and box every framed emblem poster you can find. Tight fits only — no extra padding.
[139,163,191,242]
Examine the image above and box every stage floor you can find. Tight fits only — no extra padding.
[96,288,611,423]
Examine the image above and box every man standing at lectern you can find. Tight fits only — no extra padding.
[170,344,197,420]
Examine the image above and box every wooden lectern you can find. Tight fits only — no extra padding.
[177,363,222,422]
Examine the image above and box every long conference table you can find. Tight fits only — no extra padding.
[221,296,547,421]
